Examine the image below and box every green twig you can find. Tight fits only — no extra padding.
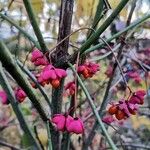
[99,37,129,90]
[23,0,48,53]
[46,121,53,150]
[68,63,118,150]
[49,27,95,55]
[126,0,137,26]
[17,60,52,109]
[84,14,150,54]
[87,0,104,38]
[90,43,120,61]
[0,40,48,122]
[0,63,42,150]
[80,0,129,53]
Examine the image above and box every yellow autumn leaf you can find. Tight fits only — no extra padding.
[38,129,48,146]
[8,0,44,14]
[76,0,99,18]
[31,0,44,14]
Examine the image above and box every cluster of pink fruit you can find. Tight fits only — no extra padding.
[0,48,100,135]
[31,49,67,88]
[0,48,147,132]
[65,62,100,96]
[52,114,84,134]
[0,87,26,105]
[31,49,100,134]
[103,90,146,124]
[77,62,100,79]
[31,48,100,94]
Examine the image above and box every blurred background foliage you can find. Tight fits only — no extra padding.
[0,0,150,150]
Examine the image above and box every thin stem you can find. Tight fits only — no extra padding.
[23,0,48,53]
[46,121,53,150]
[0,63,42,150]
[22,43,34,67]
[90,44,121,61]
[87,0,104,38]
[82,44,125,149]
[68,63,118,150]
[62,52,80,150]
[7,0,14,10]
[110,77,122,91]
[17,60,52,109]
[48,27,95,55]
[65,14,150,69]
[0,40,48,122]
[0,13,40,49]
[126,0,136,26]
[103,0,111,9]
[84,14,150,54]
[83,105,101,123]
[76,81,107,122]
[74,52,80,111]
[80,0,129,53]
[34,126,45,150]
[123,53,150,71]
[15,7,23,59]
[99,37,132,93]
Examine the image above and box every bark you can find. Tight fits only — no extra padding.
[51,1,74,150]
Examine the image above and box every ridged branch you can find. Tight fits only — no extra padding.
[0,40,48,122]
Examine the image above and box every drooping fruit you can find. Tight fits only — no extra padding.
[51,79,60,88]
[115,110,126,120]
[108,105,118,115]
